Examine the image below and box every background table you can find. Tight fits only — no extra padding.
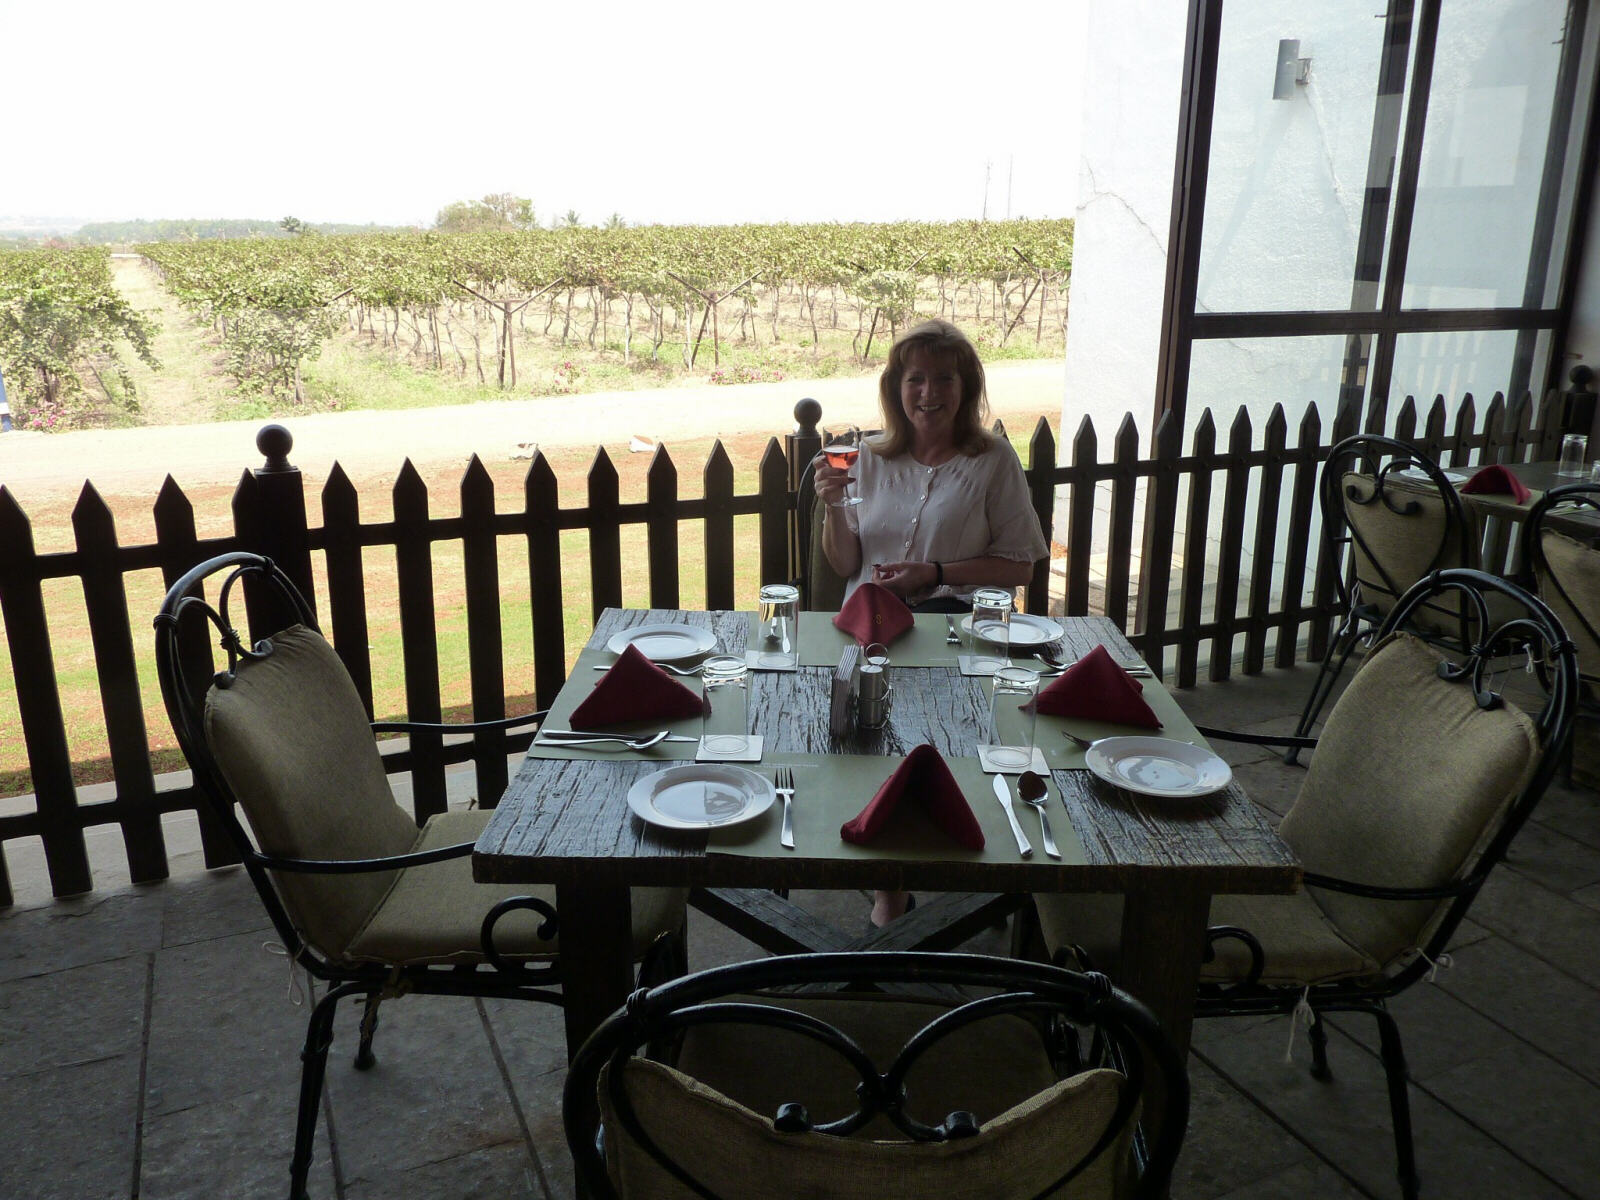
[474,607,1300,1067]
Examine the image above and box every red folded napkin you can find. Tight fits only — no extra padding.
[568,643,705,727]
[833,582,914,645]
[1460,464,1532,504]
[1031,645,1161,729]
[840,744,985,850]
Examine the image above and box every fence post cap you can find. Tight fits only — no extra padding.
[793,398,821,434]
[256,423,295,473]
[1570,365,1594,391]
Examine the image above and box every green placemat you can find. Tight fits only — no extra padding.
[1037,677,1211,768]
[527,647,703,761]
[706,753,1085,864]
[782,611,968,668]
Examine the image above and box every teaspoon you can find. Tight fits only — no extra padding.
[1017,770,1060,859]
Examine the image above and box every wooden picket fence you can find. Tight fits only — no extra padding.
[0,385,1584,904]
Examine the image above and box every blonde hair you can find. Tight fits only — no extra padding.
[870,319,991,458]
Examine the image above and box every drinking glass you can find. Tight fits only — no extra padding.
[968,587,1013,672]
[700,655,750,758]
[986,665,1040,769]
[1559,433,1589,477]
[823,425,864,507]
[756,583,800,669]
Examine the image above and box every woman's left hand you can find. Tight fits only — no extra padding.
[871,560,938,596]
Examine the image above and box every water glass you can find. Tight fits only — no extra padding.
[756,583,800,669]
[1558,433,1589,476]
[700,655,750,758]
[969,587,1014,672]
[986,665,1040,769]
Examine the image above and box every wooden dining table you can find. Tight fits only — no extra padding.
[473,606,1301,1069]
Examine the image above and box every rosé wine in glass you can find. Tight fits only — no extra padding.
[825,426,864,507]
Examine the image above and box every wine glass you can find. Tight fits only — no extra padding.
[823,425,864,508]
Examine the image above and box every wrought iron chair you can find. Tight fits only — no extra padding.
[1030,568,1578,1200]
[1523,481,1600,775]
[154,551,687,1200]
[563,950,1189,1200]
[1289,434,1481,763]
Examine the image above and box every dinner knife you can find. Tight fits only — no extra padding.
[992,774,1034,858]
[539,729,699,742]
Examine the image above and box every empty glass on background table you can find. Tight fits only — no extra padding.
[1559,433,1589,476]
[969,587,1013,673]
[985,665,1040,769]
[700,655,750,758]
[756,583,800,669]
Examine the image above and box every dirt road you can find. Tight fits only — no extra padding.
[0,361,1065,508]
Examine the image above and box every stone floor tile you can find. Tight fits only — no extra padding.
[1500,820,1600,896]
[1471,870,1600,989]
[1425,1043,1600,1200]
[144,929,312,1117]
[0,954,148,1079]
[1573,881,1600,913]
[138,1082,334,1200]
[1434,935,1600,1088]
[0,887,162,983]
[1230,760,1300,820]
[320,993,528,1181]
[1321,974,1521,1082]
[1174,1056,1326,1200]
[159,865,272,948]
[342,1141,544,1200]
[1210,1159,1371,1200]
[480,997,574,1200]
[0,1054,140,1200]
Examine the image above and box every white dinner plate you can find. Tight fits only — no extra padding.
[605,623,718,662]
[1396,467,1470,485]
[960,612,1065,649]
[626,764,776,830]
[1083,736,1232,799]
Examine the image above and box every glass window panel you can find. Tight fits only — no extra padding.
[1400,0,1568,308]
[1197,2,1392,313]
[1387,328,1520,403]
[1188,335,1366,428]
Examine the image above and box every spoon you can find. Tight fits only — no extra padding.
[1035,650,1153,677]
[1017,770,1060,859]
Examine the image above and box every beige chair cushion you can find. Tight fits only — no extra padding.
[602,1052,1130,1199]
[346,810,685,966]
[1536,529,1600,685]
[1342,472,1476,631]
[1280,631,1540,966]
[205,624,419,957]
[1033,891,1382,988]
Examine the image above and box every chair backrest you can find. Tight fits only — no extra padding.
[1525,482,1600,685]
[564,951,1187,1200]
[1278,568,1577,972]
[155,552,418,963]
[795,462,847,611]
[1322,435,1478,631]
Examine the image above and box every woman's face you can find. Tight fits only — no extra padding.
[899,347,963,447]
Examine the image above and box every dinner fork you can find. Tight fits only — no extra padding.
[537,730,677,750]
[591,661,703,676]
[775,765,796,850]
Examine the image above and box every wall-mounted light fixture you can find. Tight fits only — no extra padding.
[1272,38,1312,99]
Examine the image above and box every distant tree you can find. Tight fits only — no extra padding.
[0,246,158,428]
[562,209,583,228]
[434,194,537,234]
[279,215,306,235]
[604,212,626,230]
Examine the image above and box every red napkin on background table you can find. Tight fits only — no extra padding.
[840,743,985,850]
[1460,464,1532,504]
[833,582,915,645]
[568,643,705,727]
[1030,645,1162,729]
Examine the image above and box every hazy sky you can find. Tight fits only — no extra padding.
[3,0,1089,228]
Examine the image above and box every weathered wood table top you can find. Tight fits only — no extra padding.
[474,606,1300,1072]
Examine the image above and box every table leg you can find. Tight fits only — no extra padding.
[555,882,635,1063]
[1118,877,1212,1192]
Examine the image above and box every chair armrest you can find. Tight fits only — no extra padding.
[1194,725,1318,751]
[371,709,548,735]
[1302,870,1473,902]
[253,839,474,874]
[1202,924,1264,988]
[480,895,561,973]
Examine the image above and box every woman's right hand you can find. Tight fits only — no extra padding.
[812,454,853,507]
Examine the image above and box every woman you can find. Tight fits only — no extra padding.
[816,319,1048,610]
[817,320,1049,928]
